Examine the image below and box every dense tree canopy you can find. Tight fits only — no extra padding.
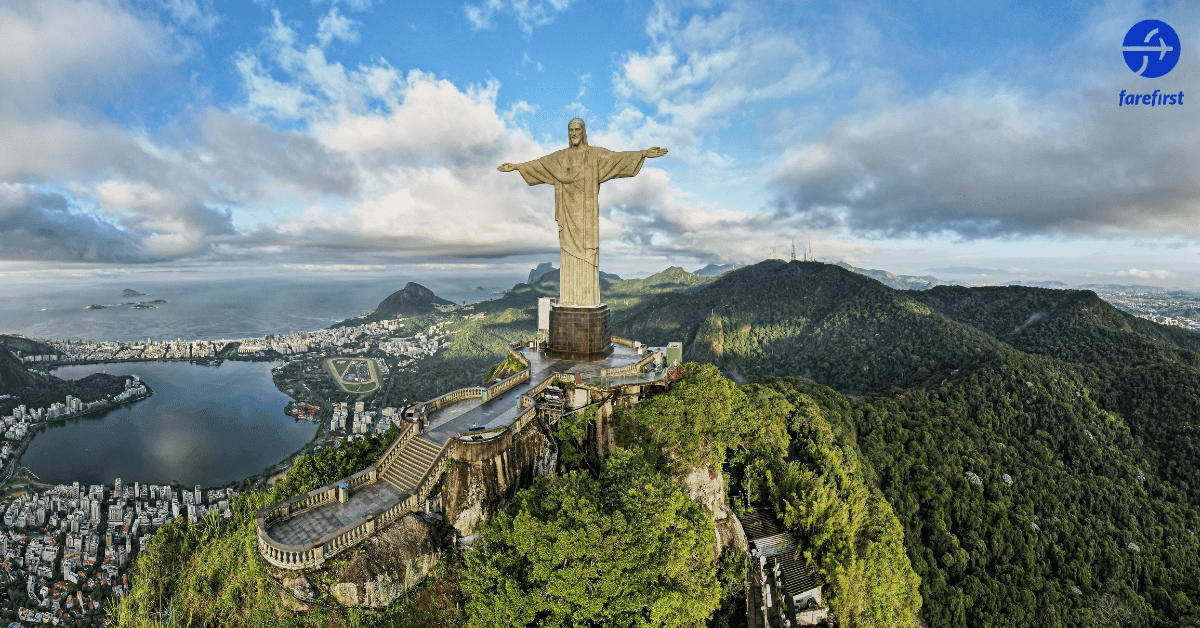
[740,378,923,627]
[463,449,722,628]
[614,362,790,476]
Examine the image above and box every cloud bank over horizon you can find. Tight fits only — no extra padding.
[1,0,1198,286]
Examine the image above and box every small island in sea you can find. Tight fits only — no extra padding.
[121,288,145,297]
[83,304,106,310]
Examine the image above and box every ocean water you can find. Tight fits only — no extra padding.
[0,274,520,344]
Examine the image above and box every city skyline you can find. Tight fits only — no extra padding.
[2,0,1199,289]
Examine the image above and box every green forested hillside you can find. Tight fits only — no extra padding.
[476,265,717,322]
[619,260,1200,627]
[332,282,456,327]
[617,259,1004,392]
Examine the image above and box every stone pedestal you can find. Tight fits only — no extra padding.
[549,304,611,358]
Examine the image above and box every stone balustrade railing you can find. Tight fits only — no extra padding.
[482,342,532,401]
[257,464,378,569]
[405,440,454,505]
[611,336,637,349]
[485,369,528,400]
[510,401,539,435]
[424,387,485,414]
[260,384,505,569]
[508,341,531,367]
[522,373,559,400]
[600,349,660,378]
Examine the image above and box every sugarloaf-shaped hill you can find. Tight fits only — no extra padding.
[332,282,456,327]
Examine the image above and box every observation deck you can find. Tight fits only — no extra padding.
[256,339,666,569]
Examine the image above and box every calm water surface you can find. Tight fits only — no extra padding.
[22,360,317,488]
[0,275,520,343]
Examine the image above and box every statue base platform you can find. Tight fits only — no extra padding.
[549,304,611,359]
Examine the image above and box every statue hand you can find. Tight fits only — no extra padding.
[643,147,668,158]
[497,163,517,172]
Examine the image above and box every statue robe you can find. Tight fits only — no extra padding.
[513,145,645,306]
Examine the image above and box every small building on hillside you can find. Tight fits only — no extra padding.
[741,509,829,627]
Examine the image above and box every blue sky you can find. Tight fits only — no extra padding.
[2,0,1199,289]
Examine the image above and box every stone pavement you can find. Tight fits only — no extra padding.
[419,343,644,445]
[266,481,405,546]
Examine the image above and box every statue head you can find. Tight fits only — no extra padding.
[568,118,588,147]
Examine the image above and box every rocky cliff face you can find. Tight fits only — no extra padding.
[681,466,727,520]
[442,422,557,536]
[327,513,442,607]
[680,466,748,559]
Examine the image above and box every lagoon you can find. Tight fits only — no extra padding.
[22,360,316,488]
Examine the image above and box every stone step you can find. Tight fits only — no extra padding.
[383,441,428,469]
[411,442,442,462]
[394,461,426,485]
[410,438,441,455]
[397,446,438,470]
[379,438,442,492]
[382,466,416,491]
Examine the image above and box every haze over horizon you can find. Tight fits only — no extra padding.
[2,0,1199,290]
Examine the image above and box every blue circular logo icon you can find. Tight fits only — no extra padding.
[1123,20,1180,78]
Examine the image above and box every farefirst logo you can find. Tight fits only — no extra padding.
[1118,20,1184,108]
[1119,89,1184,106]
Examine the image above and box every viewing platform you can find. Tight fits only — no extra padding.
[257,338,667,570]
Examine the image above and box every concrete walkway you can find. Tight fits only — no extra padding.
[263,344,647,548]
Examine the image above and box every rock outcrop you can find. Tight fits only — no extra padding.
[528,262,556,285]
[327,513,441,607]
[442,422,556,536]
[278,573,315,611]
[681,466,727,520]
[680,466,749,559]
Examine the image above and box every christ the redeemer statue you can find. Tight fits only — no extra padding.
[499,118,667,306]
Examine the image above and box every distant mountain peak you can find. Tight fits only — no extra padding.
[528,262,556,285]
[692,263,743,277]
[836,261,946,290]
[331,281,455,327]
[526,266,622,286]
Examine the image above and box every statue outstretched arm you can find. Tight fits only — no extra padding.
[498,156,557,186]
[642,147,668,158]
